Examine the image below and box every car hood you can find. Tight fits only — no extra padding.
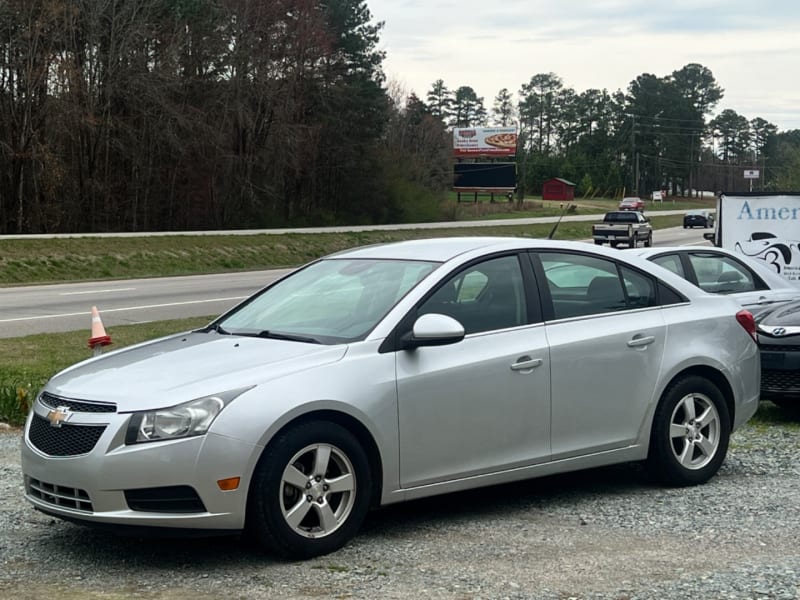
[752,300,800,326]
[45,331,348,411]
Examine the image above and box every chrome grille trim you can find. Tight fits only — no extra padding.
[39,392,116,414]
[26,476,93,512]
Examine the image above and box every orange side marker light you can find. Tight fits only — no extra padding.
[217,477,241,491]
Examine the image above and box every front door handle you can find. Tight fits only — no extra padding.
[627,335,655,348]
[510,357,543,371]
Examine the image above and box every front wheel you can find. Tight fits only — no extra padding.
[629,234,638,248]
[644,233,652,247]
[247,421,372,559]
[647,376,730,486]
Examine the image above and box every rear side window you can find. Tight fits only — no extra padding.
[651,254,685,278]
[688,253,762,294]
[538,253,656,319]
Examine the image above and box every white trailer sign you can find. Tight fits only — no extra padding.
[713,193,800,285]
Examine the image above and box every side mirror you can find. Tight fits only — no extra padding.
[703,232,716,243]
[401,313,465,350]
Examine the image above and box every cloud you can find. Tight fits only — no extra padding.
[369,0,800,129]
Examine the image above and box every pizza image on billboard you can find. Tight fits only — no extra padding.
[484,133,517,149]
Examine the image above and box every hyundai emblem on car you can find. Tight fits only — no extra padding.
[46,406,71,428]
[771,327,787,337]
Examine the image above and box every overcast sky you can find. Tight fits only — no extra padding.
[367,0,800,131]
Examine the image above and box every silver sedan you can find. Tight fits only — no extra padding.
[21,237,761,559]
[632,245,799,309]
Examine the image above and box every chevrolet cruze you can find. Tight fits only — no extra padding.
[22,238,761,559]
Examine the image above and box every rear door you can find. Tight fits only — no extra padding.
[532,251,667,459]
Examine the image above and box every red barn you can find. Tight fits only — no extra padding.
[542,177,575,201]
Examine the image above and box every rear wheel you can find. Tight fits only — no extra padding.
[247,421,372,559]
[647,376,730,486]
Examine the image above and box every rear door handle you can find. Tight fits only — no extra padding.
[510,357,543,371]
[627,335,655,348]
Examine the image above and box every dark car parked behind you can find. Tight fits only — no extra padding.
[753,299,800,411]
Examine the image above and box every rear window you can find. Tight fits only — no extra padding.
[604,212,636,223]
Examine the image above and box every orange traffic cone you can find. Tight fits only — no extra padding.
[88,306,112,355]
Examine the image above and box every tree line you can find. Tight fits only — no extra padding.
[426,69,800,201]
[1,0,799,234]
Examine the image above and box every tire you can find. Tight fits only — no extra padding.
[644,233,652,248]
[247,420,372,559]
[610,241,618,248]
[594,240,603,245]
[629,234,638,248]
[647,376,730,486]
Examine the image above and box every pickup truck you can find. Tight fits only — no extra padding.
[592,211,653,248]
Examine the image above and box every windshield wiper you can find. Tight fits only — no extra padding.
[255,330,321,344]
[201,323,231,335]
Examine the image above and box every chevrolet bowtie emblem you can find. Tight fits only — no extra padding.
[46,406,71,428]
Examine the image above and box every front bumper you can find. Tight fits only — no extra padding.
[21,396,259,530]
[759,343,800,400]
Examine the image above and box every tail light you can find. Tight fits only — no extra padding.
[735,309,757,342]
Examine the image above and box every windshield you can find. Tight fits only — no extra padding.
[215,258,439,343]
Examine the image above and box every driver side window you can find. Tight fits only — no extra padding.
[418,255,527,334]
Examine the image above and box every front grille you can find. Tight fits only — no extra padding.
[40,392,116,413]
[28,414,105,457]
[26,476,93,512]
[125,486,206,513]
[762,368,800,393]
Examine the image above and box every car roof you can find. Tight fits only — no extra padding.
[324,236,711,299]
[326,237,601,262]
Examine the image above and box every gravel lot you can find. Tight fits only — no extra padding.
[2,407,799,600]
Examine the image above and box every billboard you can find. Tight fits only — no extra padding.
[453,127,518,157]
[453,163,516,191]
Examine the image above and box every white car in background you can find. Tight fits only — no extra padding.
[632,246,800,309]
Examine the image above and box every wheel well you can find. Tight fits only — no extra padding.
[660,366,735,423]
[257,410,384,510]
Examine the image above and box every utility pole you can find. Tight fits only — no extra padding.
[689,133,694,199]
[631,114,636,195]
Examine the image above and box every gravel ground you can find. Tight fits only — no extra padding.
[1,411,799,600]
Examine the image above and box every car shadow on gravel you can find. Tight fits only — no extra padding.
[25,461,652,567]
[360,461,654,539]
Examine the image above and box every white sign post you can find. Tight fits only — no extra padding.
[744,169,760,192]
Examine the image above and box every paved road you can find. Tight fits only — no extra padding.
[0,209,693,239]
[0,222,709,339]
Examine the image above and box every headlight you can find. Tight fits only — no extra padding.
[125,388,252,444]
